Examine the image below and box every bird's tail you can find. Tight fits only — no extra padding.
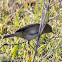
[3,34,15,39]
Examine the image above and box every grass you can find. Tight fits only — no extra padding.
[0,0,62,62]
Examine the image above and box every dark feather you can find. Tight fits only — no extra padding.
[16,23,39,32]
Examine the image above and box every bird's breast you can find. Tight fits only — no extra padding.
[22,26,39,40]
[25,33,39,40]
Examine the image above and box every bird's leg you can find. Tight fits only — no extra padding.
[28,40,30,44]
[28,40,35,50]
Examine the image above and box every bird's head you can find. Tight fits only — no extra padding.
[42,24,54,34]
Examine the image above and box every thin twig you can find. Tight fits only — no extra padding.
[42,41,62,62]
[0,41,27,49]
[50,0,61,8]
[3,1,27,27]
[32,0,50,62]
[38,35,62,50]
[41,39,62,61]
[49,12,62,20]
[32,1,45,62]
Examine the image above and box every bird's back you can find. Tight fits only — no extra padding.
[16,23,40,32]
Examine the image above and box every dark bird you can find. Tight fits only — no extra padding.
[3,23,53,41]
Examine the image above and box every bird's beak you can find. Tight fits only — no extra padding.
[52,31,55,34]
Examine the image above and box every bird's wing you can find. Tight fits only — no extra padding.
[15,23,39,32]
[23,24,39,35]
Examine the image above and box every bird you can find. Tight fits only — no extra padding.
[3,23,53,41]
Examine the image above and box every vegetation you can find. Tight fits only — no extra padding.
[0,0,62,62]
